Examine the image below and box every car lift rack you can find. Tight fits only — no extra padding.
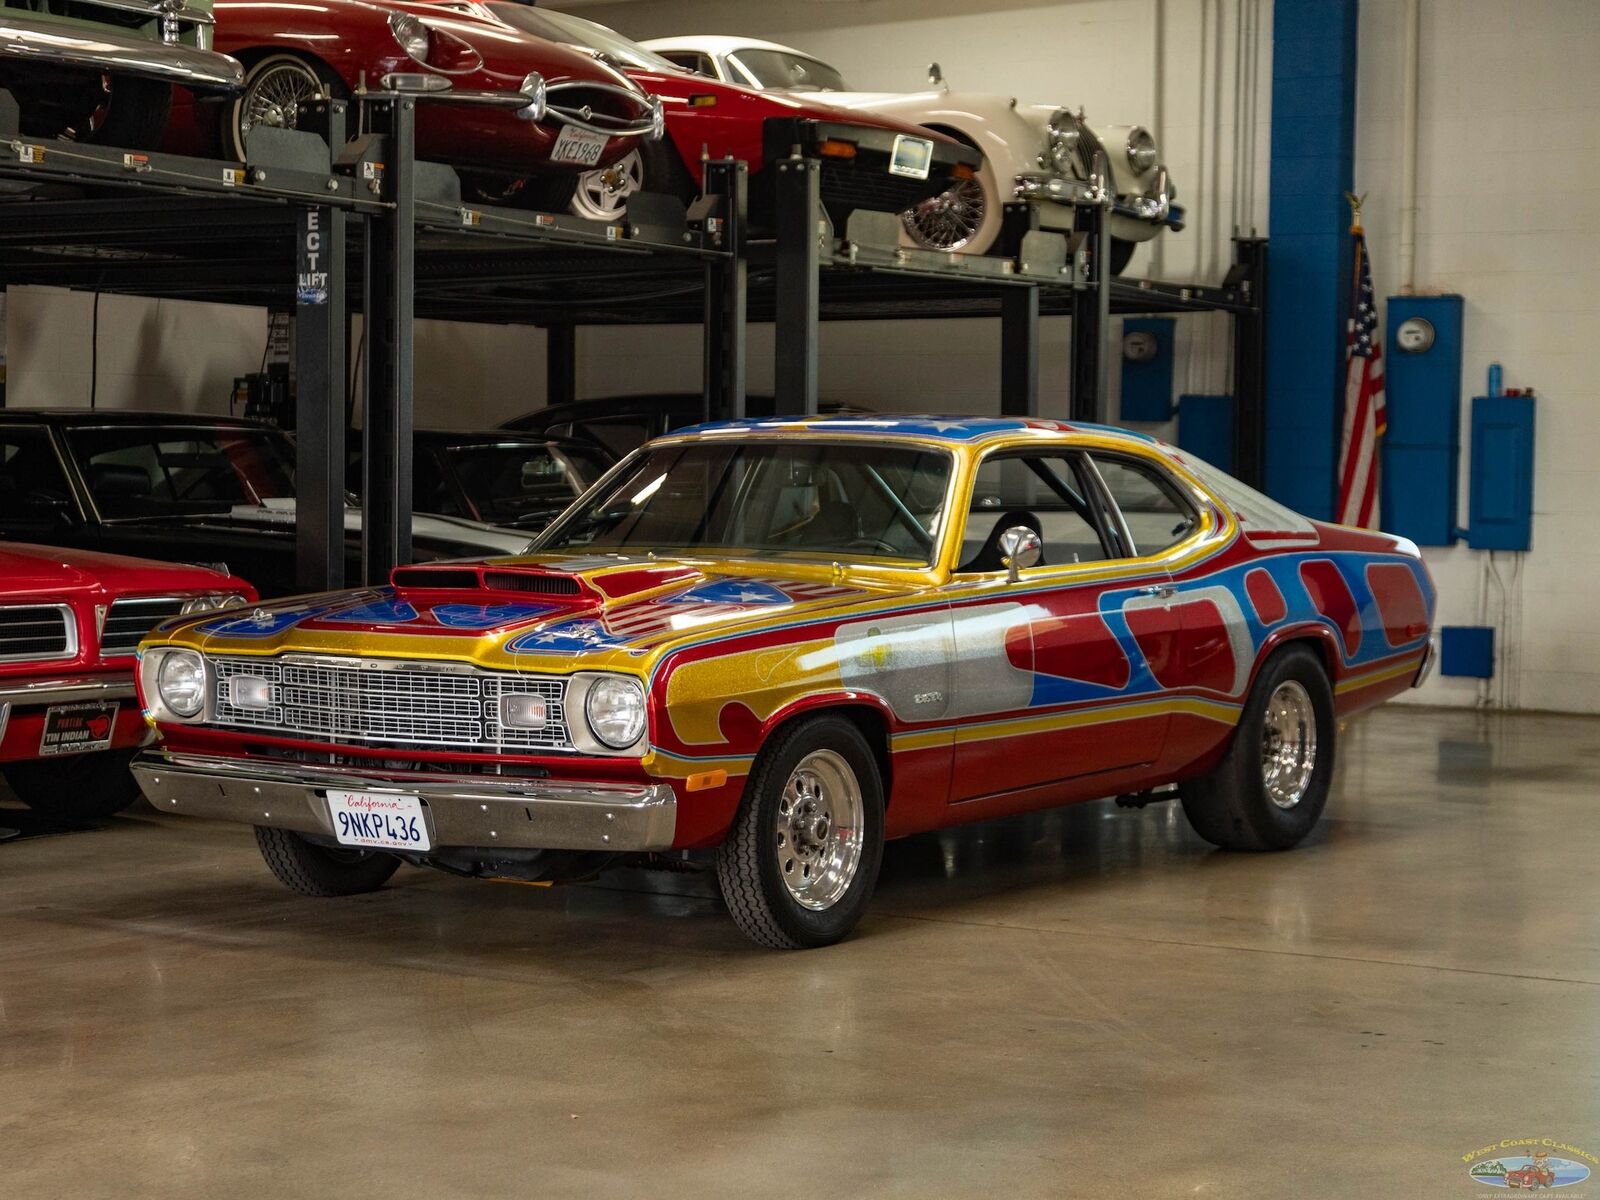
[0,89,1265,594]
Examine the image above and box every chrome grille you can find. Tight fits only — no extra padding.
[102,597,187,656]
[207,656,572,753]
[0,604,75,662]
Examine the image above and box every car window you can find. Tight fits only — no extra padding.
[442,442,609,528]
[958,451,1108,572]
[485,4,682,72]
[578,417,655,459]
[0,427,76,529]
[537,441,952,564]
[726,49,848,91]
[658,50,718,78]
[64,426,296,518]
[1090,454,1197,556]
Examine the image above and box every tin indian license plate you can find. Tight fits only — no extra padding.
[39,701,119,756]
[550,126,608,167]
[326,791,431,852]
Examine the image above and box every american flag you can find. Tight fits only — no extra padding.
[1336,224,1387,528]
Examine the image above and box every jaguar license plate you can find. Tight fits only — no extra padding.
[326,791,431,852]
[551,126,608,167]
[39,701,119,756]
[888,134,933,180]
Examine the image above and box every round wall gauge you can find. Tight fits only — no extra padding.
[1122,330,1159,362]
[1396,316,1436,354]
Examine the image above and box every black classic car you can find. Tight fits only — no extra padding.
[347,429,612,533]
[0,411,538,597]
[501,394,865,458]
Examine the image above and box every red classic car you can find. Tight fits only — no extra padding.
[1,543,255,822]
[1506,1162,1557,1189]
[423,3,984,224]
[129,417,1435,949]
[164,0,662,207]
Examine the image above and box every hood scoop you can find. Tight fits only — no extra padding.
[391,563,588,599]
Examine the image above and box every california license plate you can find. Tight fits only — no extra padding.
[888,134,933,180]
[551,126,608,167]
[326,791,431,852]
[39,701,118,756]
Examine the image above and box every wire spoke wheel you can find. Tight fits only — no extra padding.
[774,749,864,911]
[901,175,988,251]
[240,60,325,142]
[1260,679,1317,809]
[570,149,643,222]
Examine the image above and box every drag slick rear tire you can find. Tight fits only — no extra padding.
[254,826,400,897]
[715,714,885,950]
[1180,644,1336,851]
[2,749,142,821]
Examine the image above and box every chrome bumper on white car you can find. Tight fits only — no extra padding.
[0,14,244,89]
[1015,172,1186,230]
[132,750,679,852]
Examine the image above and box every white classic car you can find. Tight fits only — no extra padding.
[644,35,1182,271]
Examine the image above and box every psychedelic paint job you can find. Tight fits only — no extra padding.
[135,417,1435,851]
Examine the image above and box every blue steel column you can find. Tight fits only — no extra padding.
[1264,0,1358,518]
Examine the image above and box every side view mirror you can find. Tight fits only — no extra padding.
[998,525,1042,582]
[24,490,73,524]
[927,61,944,88]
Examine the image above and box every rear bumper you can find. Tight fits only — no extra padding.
[0,14,244,89]
[132,749,679,852]
[1412,634,1439,688]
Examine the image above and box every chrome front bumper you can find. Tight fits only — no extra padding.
[1015,172,1186,230]
[132,750,679,853]
[0,675,137,707]
[0,14,244,89]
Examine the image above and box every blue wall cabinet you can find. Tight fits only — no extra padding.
[1382,294,1463,545]
[1467,394,1536,551]
[1118,317,1176,422]
[1440,626,1495,679]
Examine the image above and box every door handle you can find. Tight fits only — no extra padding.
[1139,584,1176,600]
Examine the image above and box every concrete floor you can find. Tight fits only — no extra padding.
[2,707,1598,1198]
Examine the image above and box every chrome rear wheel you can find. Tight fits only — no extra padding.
[231,56,334,161]
[1261,680,1317,808]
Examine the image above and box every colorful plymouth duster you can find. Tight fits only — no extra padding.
[131,417,1436,948]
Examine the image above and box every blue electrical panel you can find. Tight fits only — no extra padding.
[1177,394,1233,473]
[1440,626,1495,679]
[1382,294,1463,545]
[1468,394,1535,551]
[1118,318,1176,422]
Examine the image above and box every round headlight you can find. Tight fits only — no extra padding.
[1126,127,1158,174]
[585,676,645,749]
[157,650,207,719]
[388,12,432,63]
[1046,110,1082,175]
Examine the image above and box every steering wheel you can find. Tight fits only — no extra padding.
[846,535,901,556]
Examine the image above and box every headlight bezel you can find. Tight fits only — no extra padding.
[573,673,647,753]
[1126,126,1159,175]
[152,648,208,721]
[1045,108,1083,176]
[388,12,432,65]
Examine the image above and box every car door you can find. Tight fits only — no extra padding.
[1082,450,1224,774]
[0,425,97,550]
[946,447,1179,804]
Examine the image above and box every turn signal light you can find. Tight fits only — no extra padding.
[688,94,717,108]
[951,162,977,180]
[685,770,729,793]
[817,139,857,160]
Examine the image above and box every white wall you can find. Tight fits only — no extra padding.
[1357,0,1600,714]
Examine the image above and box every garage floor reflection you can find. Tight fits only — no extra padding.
[3,707,1598,1198]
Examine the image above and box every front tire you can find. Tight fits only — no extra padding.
[254,826,400,897]
[715,715,885,949]
[1180,644,1336,851]
[227,54,344,162]
[2,749,142,820]
[901,164,1000,255]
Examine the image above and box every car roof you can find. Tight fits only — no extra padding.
[644,35,816,58]
[0,409,270,428]
[667,414,1162,446]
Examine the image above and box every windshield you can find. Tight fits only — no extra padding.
[65,425,297,519]
[728,49,848,92]
[486,4,683,72]
[536,440,953,565]
[444,441,611,529]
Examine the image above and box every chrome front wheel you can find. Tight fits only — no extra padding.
[901,173,988,252]
[1261,679,1318,808]
[230,55,336,161]
[570,149,643,222]
[776,749,865,911]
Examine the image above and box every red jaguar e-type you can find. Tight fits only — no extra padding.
[164,0,663,207]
